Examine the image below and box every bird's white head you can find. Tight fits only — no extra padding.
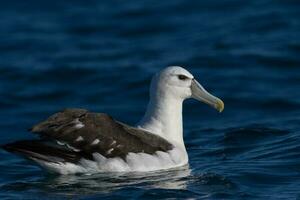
[137,66,224,164]
[150,66,224,112]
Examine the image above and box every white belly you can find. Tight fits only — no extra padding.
[34,146,189,175]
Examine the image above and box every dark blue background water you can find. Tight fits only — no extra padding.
[0,0,300,199]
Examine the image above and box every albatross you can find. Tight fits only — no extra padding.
[2,66,224,174]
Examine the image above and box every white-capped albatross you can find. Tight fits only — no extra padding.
[2,66,224,174]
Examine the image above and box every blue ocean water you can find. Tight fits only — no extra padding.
[0,0,300,199]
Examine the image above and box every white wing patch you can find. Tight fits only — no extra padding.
[74,118,85,129]
[75,136,84,142]
[91,139,100,145]
[106,148,114,155]
[56,140,81,152]
[57,141,65,146]
[110,140,116,146]
[66,144,81,152]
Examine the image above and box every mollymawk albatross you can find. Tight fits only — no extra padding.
[2,66,224,174]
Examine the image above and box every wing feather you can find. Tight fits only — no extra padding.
[29,108,173,159]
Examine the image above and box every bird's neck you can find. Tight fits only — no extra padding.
[137,95,185,148]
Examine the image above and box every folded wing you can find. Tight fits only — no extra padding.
[3,108,173,164]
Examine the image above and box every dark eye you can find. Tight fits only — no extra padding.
[178,75,188,80]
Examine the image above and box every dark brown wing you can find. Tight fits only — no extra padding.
[29,108,173,159]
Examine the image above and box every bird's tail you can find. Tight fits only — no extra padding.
[1,140,80,163]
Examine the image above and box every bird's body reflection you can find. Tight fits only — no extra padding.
[39,165,192,196]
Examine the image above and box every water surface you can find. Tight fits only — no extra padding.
[0,0,300,199]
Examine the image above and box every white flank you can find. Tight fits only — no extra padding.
[34,147,188,174]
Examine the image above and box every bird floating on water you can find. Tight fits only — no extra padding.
[2,66,224,174]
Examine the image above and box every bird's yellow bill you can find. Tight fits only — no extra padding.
[191,79,224,112]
